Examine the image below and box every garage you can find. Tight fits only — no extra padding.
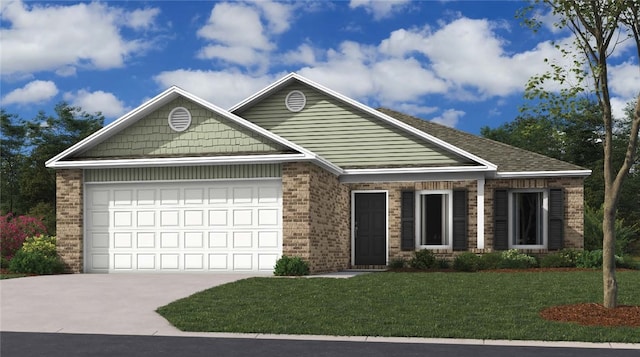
[84,179,282,273]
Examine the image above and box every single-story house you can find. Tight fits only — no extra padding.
[46,73,590,274]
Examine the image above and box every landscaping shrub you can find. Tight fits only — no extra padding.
[539,250,579,268]
[436,258,450,269]
[575,250,603,268]
[8,235,65,275]
[0,213,48,260]
[617,255,640,270]
[499,249,538,269]
[478,252,503,270]
[574,250,626,269]
[453,252,481,272]
[584,204,640,254]
[409,249,437,270]
[273,255,310,276]
[388,257,407,269]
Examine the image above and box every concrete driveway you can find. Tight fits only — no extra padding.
[0,273,257,336]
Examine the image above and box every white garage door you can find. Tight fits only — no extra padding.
[84,180,282,273]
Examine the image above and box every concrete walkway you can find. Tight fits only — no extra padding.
[1,273,638,350]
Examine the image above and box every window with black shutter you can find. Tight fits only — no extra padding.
[452,189,468,251]
[400,191,415,251]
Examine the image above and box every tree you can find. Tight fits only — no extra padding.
[522,0,640,308]
[0,110,28,214]
[0,103,103,233]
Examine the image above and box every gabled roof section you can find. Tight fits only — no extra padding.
[378,108,591,177]
[230,73,497,173]
[46,86,342,174]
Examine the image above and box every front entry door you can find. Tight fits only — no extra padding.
[354,192,387,265]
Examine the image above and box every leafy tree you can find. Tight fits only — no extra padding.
[0,110,28,214]
[521,0,640,308]
[0,103,103,233]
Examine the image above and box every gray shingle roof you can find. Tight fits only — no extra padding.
[378,108,588,173]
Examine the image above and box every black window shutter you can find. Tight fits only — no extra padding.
[494,189,509,250]
[548,188,564,250]
[401,191,415,251]
[452,189,468,251]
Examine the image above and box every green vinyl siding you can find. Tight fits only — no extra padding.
[236,83,474,168]
[79,97,289,158]
[84,164,282,182]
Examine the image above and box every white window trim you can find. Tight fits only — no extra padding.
[508,189,548,249]
[415,190,453,250]
[350,190,389,266]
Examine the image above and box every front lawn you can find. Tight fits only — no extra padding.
[157,271,640,343]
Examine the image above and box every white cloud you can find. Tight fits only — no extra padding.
[431,109,465,128]
[197,3,272,50]
[282,44,318,66]
[197,45,264,67]
[63,90,130,118]
[153,69,278,109]
[609,61,640,99]
[195,1,295,68]
[349,0,411,20]
[254,1,293,34]
[0,0,161,76]
[1,80,58,105]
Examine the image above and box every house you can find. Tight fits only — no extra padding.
[46,73,590,274]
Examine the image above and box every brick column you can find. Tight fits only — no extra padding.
[56,169,84,273]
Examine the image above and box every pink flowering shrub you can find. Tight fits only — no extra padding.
[0,213,48,260]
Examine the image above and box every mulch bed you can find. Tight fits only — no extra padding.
[540,303,640,327]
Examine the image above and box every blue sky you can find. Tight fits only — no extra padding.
[1,0,638,135]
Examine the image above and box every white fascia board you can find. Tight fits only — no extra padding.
[47,153,310,169]
[340,170,486,184]
[343,165,494,176]
[494,170,592,178]
[230,73,497,171]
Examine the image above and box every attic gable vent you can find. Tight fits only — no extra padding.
[168,107,192,132]
[285,90,306,112]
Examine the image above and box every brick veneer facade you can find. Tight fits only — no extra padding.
[281,162,350,273]
[56,169,84,273]
[54,162,585,274]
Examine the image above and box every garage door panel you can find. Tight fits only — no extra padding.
[137,211,155,227]
[184,232,204,248]
[184,210,204,226]
[209,232,228,247]
[136,232,155,248]
[85,180,282,273]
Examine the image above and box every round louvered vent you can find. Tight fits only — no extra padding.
[285,90,306,112]
[168,107,191,132]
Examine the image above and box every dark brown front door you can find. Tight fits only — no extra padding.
[354,192,386,265]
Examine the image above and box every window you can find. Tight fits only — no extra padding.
[509,190,547,248]
[416,191,452,248]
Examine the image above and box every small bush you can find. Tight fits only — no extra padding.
[539,250,579,268]
[274,255,310,276]
[617,255,640,270]
[388,257,407,269]
[8,235,65,275]
[478,252,503,270]
[453,252,481,272]
[436,258,450,269]
[0,213,48,260]
[575,250,626,269]
[499,249,538,269]
[575,250,603,268]
[409,249,437,270]
[0,256,10,269]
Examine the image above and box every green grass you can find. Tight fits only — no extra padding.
[157,271,640,343]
